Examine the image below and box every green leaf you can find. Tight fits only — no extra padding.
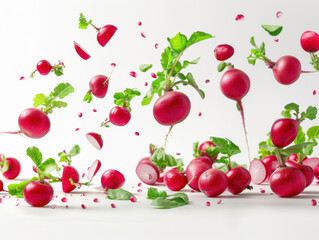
[178,73,186,80]
[38,158,59,177]
[0,155,9,173]
[79,13,92,29]
[209,137,241,158]
[250,36,257,48]
[147,187,167,199]
[26,147,42,166]
[187,31,213,47]
[83,91,93,103]
[33,94,46,107]
[184,72,205,99]
[8,177,38,198]
[139,64,153,72]
[107,188,134,200]
[150,193,189,209]
[169,192,189,204]
[52,66,64,77]
[160,47,176,71]
[294,126,306,145]
[182,57,200,69]
[205,146,219,159]
[217,62,227,72]
[69,145,80,156]
[114,88,141,111]
[300,106,317,122]
[193,141,201,158]
[281,103,299,118]
[261,25,283,36]
[217,161,247,173]
[51,83,75,99]
[260,144,277,152]
[307,126,319,142]
[280,142,317,156]
[168,33,188,54]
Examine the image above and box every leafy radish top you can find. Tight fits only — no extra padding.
[58,145,80,166]
[30,60,65,78]
[150,145,184,172]
[140,31,214,105]
[113,88,141,112]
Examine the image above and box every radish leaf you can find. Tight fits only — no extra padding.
[114,88,141,111]
[261,25,283,36]
[307,126,319,142]
[139,64,153,72]
[168,33,188,54]
[79,13,92,29]
[8,177,38,198]
[107,188,134,200]
[26,147,43,166]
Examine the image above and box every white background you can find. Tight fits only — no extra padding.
[0,0,319,239]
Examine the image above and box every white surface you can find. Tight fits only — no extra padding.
[0,0,319,239]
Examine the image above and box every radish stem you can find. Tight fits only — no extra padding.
[237,100,251,163]
[163,125,174,152]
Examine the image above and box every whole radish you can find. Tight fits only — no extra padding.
[272,56,301,85]
[214,44,234,61]
[101,169,125,190]
[89,75,110,98]
[109,106,131,126]
[199,169,228,197]
[285,160,314,187]
[164,168,187,191]
[0,157,21,180]
[270,118,299,148]
[186,158,212,191]
[24,181,54,207]
[30,60,65,78]
[62,166,80,193]
[199,141,218,163]
[226,166,251,194]
[300,31,319,52]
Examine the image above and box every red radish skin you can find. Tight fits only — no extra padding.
[164,169,187,191]
[87,160,101,181]
[261,155,278,179]
[199,169,228,197]
[1,157,21,180]
[74,41,91,60]
[0,180,5,192]
[272,56,301,85]
[109,106,131,126]
[285,160,314,187]
[62,166,80,193]
[24,181,54,207]
[153,91,191,126]
[89,75,109,98]
[18,108,51,138]
[199,141,218,162]
[97,25,117,47]
[302,158,319,170]
[138,157,151,165]
[101,169,125,190]
[136,162,159,185]
[270,118,299,148]
[287,153,307,162]
[300,31,319,52]
[86,132,103,150]
[269,167,306,197]
[249,159,267,185]
[189,156,213,168]
[186,159,211,191]
[226,166,251,194]
[314,164,319,180]
[37,60,52,75]
[214,44,234,61]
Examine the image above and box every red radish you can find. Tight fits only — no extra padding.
[164,168,187,191]
[199,141,218,162]
[249,159,267,185]
[214,44,234,61]
[87,159,102,182]
[89,75,109,98]
[314,164,319,180]
[86,132,103,150]
[285,160,314,187]
[37,60,52,75]
[109,106,131,126]
[138,157,151,165]
[226,166,251,194]
[153,91,191,126]
[74,41,91,60]
[261,155,278,178]
[101,169,125,190]
[300,31,319,52]
[157,176,164,183]
[24,181,54,207]
[136,162,160,185]
[62,166,80,193]
[199,169,228,197]
[189,156,213,168]
[97,25,117,47]
[18,108,51,138]
[272,56,301,85]
[270,118,299,148]
[269,167,306,197]
[287,153,307,162]
[302,157,319,169]
[186,159,212,191]
[0,157,21,180]
[32,166,49,179]
[0,180,6,192]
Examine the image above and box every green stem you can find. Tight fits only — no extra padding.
[43,85,73,113]
[90,23,100,31]
[165,49,186,92]
[275,148,285,167]
[163,125,174,153]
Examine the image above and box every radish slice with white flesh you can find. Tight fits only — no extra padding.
[87,160,102,182]
[249,159,267,185]
[86,132,103,150]
[74,41,91,60]
[136,162,159,185]
[303,158,319,170]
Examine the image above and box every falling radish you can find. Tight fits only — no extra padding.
[74,41,91,60]
[0,155,21,180]
[86,132,103,150]
[87,160,102,182]
[78,13,117,47]
[30,60,65,78]
[101,169,125,190]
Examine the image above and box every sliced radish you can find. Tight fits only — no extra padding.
[303,157,319,170]
[136,162,159,185]
[74,41,91,60]
[87,160,102,182]
[86,132,103,150]
[249,159,267,185]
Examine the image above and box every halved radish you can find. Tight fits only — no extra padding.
[302,157,319,170]
[87,159,102,182]
[136,162,159,185]
[86,132,103,150]
[249,159,267,185]
[74,41,91,60]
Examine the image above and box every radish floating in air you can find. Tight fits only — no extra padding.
[214,44,234,61]
[87,160,102,182]
[78,13,117,47]
[101,169,125,190]
[270,118,299,148]
[86,132,103,150]
[0,155,21,180]
[199,169,228,197]
[30,60,65,78]
[74,41,91,60]
[62,166,80,193]
[249,159,267,185]
[300,31,319,53]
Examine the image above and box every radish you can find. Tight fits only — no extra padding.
[136,162,160,185]
[302,157,319,169]
[270,118,299,148]
[86,132,103,150]
[138,157,151,165]
[285,160,314,187]
[62,166,80,193]
[24,181,54,207]
[226,166,251,194]
[87,159,102,182]
[269,167,306,197]
[214,44,234,61]
[300,31,319,52]
[272,56,301,85]
[0,180,7,192]
[74,41,91,60]
[189,156,213,167]
[199,169,228,197]
[30,60,65,78]
[314,164,319,180]
[78,13,117,47]
[261,155,278,178]
[164,168,187,191]
[249,159,267,185]
[287,153,307,162]
[101,169,125,190]
[186,158,212,191]
[153,91,191,126]
[199,141,218,163]
[109,106,131,126]
[0,156,21,180]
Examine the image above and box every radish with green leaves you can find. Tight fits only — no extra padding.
[78,13,117,47]
[0,155,21,180]
[101,169,125,190]
[30,60,65,78]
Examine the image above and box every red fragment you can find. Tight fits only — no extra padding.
[141,32,146,38]
[217,199,222,204]
[82,173,86,178]
[51,205,56,209]
[206,201,211,207]
[135,132,140,136]
[93,109,97,112]
[93,198,99,203]
[313,90,317,95]
[235,14,245,21]
[0,198,2,203]
[198,112,202,117]
[129,71,137,78]
[176,153,181,156]
[20,76,25,80]
[138,183,142,187]
[66,205,69,208]
[137,189,142,193]
[61,197,68,203]
[151,73,157,78]
[191,190,195,193]
[59,62,65,66]
[111,63,116,67]
[78,112,83,118]
[111,203,116,208]
[16,203,19,207]
[276,11,283,18]
[145,82,148,86]
[155,43,159,49]
[81,204,86,209]
[260,189,266,194]
[130,195,137,202]
[274,39,279,42]
[312,199,317,206]
[138,21,142,26]
[205,79,210,84]
[75,128,80,131]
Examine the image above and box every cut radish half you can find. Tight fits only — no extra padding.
[74,41,91,60]
[136,162,159,185]
[87,160,102,182]
[86,132,103,150]
[303,158,319,170]
[249,159,267,185]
